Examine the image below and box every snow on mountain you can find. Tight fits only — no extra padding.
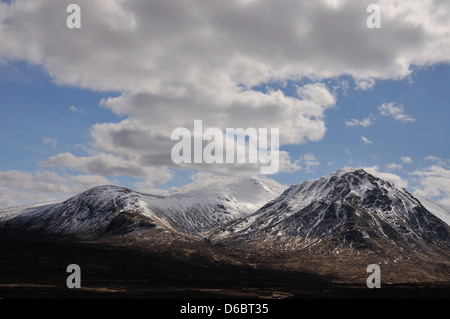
[0,176,285,237]
[415,196,450,227]
[210,168,450,254]
[149,175,285,234]
[0,186,163,235]
[1,167,448,257]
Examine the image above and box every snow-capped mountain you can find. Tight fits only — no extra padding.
[0,175,285,237]
[157,175,285,234]
[1,168,449,289]
[210,168,450,256]
[1,167,449,259]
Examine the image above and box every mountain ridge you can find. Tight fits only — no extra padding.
[0,175,286,238]
[1,167,449,264]
[209,168,450,258]
[1,167,449,286]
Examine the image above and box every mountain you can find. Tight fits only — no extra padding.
[0,175,285,238]
[159,175,285,234]
[209,168,450,258]
[1,167,449,295]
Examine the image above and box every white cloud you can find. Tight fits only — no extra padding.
[400,156,413,164]
[1,0,450,91]
[72,83,334,179]
[41,152,173,186]
[345,117,373,127]
[361,136,373,144]
[386,163,402,170]
[424,155,449,166]
[68,105,87,115]
[296,83,336,107]
[42,137,57,148]
[364,165,409,189]
[0,0,449,200]
[355,78,376,90]
[411,164,450,206]
[0,169,117,207]
[378,102,415,123]
[301,153,320,173]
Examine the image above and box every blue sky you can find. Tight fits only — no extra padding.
[0,0,449,207]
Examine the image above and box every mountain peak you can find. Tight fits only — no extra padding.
[211,167,450,255]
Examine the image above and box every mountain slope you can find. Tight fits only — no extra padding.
[416,196,450,227]
[150,175,285,235]
[209,168,450,258]
[1,168,449,285]
[0,176,285,238]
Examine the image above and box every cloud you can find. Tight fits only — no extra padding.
[386,163,402,170]
[0,169,117,207]
[355,78,376,90]
[73,83,334,178]
[42,137,57,148]
[424,155,449,166]
[378,102,415,123]
[361,136,373,144]
[364,165,409,189]
[301,153,320,173]
[411,164,450,206]
[41,152,173,186]
[345,117,373,127]
[0,0,449,198]
[400,156,413,164]
[1,0,449,91]
[69,105,87,115]
[296,83,336,107]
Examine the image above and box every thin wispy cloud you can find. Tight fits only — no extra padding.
[387,163,402,171]
[42,137,57,148]
[345,117,373,127]
[361,136,373,144]
[378,102,415,123]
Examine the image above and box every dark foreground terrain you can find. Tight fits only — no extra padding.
[0,234,449,299]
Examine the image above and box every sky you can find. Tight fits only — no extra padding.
[0,0,449,208]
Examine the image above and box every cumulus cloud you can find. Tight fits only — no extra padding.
[41,152,174,187]
[411,164,450,206]
[1,0,449,91]
[0,0,449,194]
[364,165,409,189]
[0,169,117,207]
[99,83,334,145]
